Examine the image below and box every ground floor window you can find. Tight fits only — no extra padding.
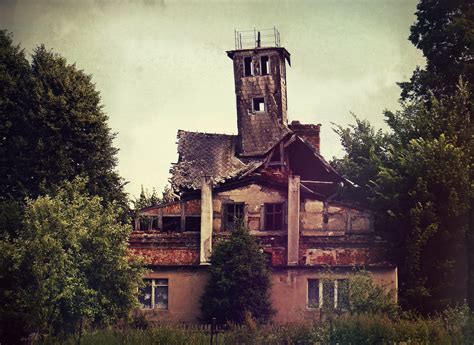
[139,278,169,310]
[307,278,349,310]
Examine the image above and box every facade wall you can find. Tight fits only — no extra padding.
[139,267,397,324]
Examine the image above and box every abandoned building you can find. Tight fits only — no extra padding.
[129,29,397,323]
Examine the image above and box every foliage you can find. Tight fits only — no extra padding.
[0,178,144,343]
[332,85,472,312]
[399,0,474,102]
[0,30,127,207]
[200,223,274,324]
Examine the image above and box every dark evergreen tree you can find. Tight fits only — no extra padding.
[0,31,127,207]
[200,224,274,324]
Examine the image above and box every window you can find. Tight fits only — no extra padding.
[244,57,253,76]
[139,216,149,231]
[260,55,269,75]
[307,279,349,310]
[185,216,201,232]
[223,202,244,230]
[162,216,181,232]
[252,97,265,112]
[308,279,320,308]
[151,216,159,230]
[264,203,284,230]
[139,278,169,310]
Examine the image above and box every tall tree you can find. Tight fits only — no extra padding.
[0,31,127,207]
[399,0,474,101]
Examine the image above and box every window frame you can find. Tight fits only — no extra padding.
[307,278,349,310]
[139,278,169,310]
[264,202,284,231]
[223,202,245,231]
[243,56,253,77]
[260,55,270,75]
[252,97,266,113]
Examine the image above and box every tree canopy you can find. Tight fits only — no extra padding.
[0,30,126,207]
[0,178,144,343]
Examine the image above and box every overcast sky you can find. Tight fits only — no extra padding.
[1,0,425,199]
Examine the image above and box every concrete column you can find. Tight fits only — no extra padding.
[287,175,300,266]
[200,176,213,264]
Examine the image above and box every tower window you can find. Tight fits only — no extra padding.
[261,56,269,75]
[244,57,253,76]
[252,97,265,112]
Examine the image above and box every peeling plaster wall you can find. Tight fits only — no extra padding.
[270,267,397,323]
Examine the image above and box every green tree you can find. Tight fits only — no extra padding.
[0,31,126,207]
[399,0,474,102]
[333,86,472,313]
[200,224,274,324]
[0,178,144,343]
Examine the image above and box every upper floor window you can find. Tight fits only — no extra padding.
[223,202,244,230]
[264,203,284,230]
[244,57,253,76]
[252,97,265,112]
[260,55,270,75]
[139,278,169,310]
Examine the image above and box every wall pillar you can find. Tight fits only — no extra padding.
[288,175,300,265]
[200,176,213,264]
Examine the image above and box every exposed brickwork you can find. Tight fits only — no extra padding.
[288,121,321,153]
[130,247,200,265]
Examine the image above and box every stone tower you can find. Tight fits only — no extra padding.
[227,29,291,157]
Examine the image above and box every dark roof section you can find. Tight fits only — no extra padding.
[170,131,263,190]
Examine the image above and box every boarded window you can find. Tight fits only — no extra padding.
[185,216,201,232]
[162,216,181,232]
[264,203,284,230]
[337,279,349,310]
[244,57,253,76]
[139,279,168,310]
[151,216,159,230]
[252,97,265,112]
[308,279,319,308]
[261,55,269,75]
[224,203,244,230]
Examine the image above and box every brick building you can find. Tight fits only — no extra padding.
[130,30,397,323]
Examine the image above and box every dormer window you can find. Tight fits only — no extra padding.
[260,56,269,75]
[252,97,265,112]
[244,57,253,76]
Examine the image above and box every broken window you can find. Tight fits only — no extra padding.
[139,216,149,231]
[139,279,168,310]
[308,279,320,308]
[162,216,181,232]
[184,216,201,232]
[151,216,159,230]
[323,280,335,310]
[252,97,265,112]
[223,202,244,230]
[264,203,284,230]
[260,55,269,75]
[244,56,253,76]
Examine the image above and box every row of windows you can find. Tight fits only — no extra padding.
[137,202,285,232]
[138,278,349,311]
[243,55,270,77]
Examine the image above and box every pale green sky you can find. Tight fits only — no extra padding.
[0,0,425,199]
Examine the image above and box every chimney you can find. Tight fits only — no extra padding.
[288,121,321,153]
[287,175,300,266]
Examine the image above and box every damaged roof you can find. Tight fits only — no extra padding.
[170,131,263,190]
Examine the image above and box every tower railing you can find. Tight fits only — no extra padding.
[234,27,281,50]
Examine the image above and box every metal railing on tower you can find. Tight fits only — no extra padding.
[234,27,281,50]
